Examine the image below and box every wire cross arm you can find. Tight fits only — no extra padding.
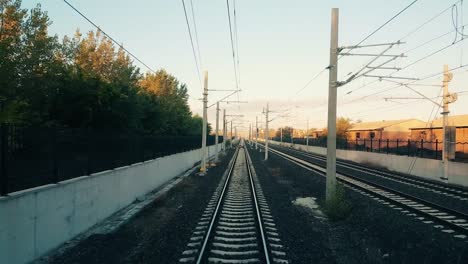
[339,41,405,50]
[340,53,407,57]
[363,74,419,80]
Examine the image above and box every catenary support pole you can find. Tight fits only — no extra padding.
[200,71,208,174]
[280,127,283,142]
[255,116,258,150]
[230,121,233,148]
[442,64,453,181]
[215,101,220,162]
[326,8,339,201]
[265,103,269,160]
[223,109,227,151]
[306,119,309,147]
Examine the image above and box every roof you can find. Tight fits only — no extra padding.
[410,114,468,129]
[348,119,425,131]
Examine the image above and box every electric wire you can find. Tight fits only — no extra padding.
[190,0,203,68]
[181,0,203,90]
[62,0,157,74]
[226,0,240,92]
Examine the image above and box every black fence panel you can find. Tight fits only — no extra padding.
[1,124,222,195]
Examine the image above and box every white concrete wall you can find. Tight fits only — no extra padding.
[265,140,468,188]
[0,144,221,264]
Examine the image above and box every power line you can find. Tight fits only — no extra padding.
[190,0,203,69]
[62,0,156,74]
[400,1,460,41]
[226,0,240,91]
[181,0,203,90]
[344,63,468,108]
[343,0,419,57]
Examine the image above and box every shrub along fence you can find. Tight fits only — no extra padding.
[0,124,222,195]
[276,137,468,163]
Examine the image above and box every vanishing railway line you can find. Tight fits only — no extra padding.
[179,142,288,264]
[259,143,468,240]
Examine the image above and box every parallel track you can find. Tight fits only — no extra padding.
[179,144,288,263]
[272,144,468,201]
[263,145,468,240]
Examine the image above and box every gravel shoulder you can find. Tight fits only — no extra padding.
[44,149,235,264]
[246,144,468,264]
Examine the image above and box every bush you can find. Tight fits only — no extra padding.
[320,183,352,221]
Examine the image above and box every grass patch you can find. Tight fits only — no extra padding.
[320,183,352,221]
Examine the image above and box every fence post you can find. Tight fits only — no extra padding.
[420,139,424,158]
[435,139,438,159]
[1,123,8,196]
[355,138,358,150]
[407,139,411,156]
[386,139,389,154]
[364,139,367,152]
[378,139,381,152]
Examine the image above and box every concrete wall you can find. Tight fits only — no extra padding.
[265,140,468,188]
[0,144,221,264]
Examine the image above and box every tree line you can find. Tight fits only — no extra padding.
[0,1,207,136]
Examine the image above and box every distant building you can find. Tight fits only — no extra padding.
[347,119,427,141]
[409,114,468,153]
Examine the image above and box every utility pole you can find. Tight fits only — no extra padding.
[223,109,227,151]
[255,116,258,150]
[249,123,251,142]
[265,103,269,160]
[442,64,453,181]
[280,127,283,143]
[306,119,309,147]
[290,127,294,144]
[230,121,233,148]
[326,8,339,201]
[215,101,220,162]
[201,71,209,175]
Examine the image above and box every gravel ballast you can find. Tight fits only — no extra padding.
[43,149,235,264]
[246,144,468,264]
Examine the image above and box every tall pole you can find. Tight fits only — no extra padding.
[249,123,252,142]
[291,128,294,144]
[230,121,233,148]
[215,101,220,162]
[306,119,309,147]
[326,8,339,201]
[442,64,453,181]
[223,109,227,151]
[265,103,269,160]
[201,71,209,174]
[255,116,258,150]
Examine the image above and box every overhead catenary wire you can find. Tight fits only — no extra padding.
[189,0,203,69]
[62,0,157,74]
[295,0,420,99]
[341,0,419,58]
[343,1,462,95]
[226,0,240,92]
[181,0,203,90]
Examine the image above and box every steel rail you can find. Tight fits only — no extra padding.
[195,147,240,264]
[245,146,271,264]
[264,146,468,236]
[274,145,468,199]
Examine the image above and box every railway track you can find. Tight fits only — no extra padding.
[261,144,468,240]
[179,142,288,264]
[271,144,468,202]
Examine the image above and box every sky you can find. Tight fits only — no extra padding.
[23,0,468,134]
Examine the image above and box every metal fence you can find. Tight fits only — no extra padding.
[273,137,468,163]
[0,124,223,195]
